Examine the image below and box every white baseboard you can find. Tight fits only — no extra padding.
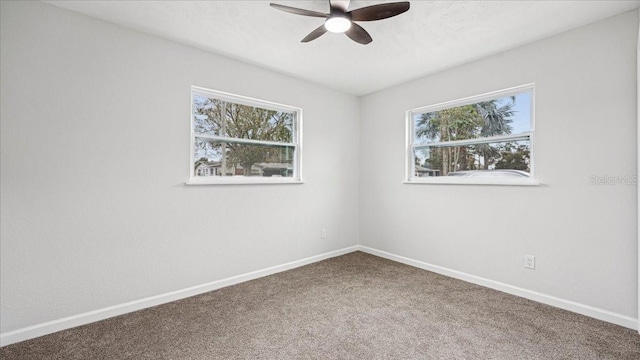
[3,244,636,347]
[0,246,359,347]
[358,245,638,330]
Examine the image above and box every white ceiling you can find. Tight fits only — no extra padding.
[43,0,640,96]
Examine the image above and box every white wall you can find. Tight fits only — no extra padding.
[637,12,640,332]
[360,10,638,320]
[0,1,359,335]
[1,0,638,344]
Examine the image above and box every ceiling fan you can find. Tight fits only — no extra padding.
[270,0,410,45]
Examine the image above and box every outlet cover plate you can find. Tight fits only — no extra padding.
[525,255,535,269]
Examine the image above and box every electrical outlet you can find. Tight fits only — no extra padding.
[524,255,535,269]
[321,229,327,239]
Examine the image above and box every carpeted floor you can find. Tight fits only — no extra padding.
[1,251,639,359]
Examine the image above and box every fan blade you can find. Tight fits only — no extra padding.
[330,0,350,12]
[301,25,328,43]
[270,3,328,18]
[345,23,372,45]
[349,2,410,22]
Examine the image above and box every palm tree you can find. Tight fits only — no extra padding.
[416,105,478,175]
[475,98,515,137]
[415,98,516,173]
[473,98,515,169]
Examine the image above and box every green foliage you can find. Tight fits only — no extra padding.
[194,96,293,175]
[415,99,517,175]
[416,105,481,142]
[495,143,530,171]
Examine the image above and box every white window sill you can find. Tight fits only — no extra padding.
[186,177,304,185]
[403,178,540,186]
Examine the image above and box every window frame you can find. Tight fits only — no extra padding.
[188,86,303,185]
[405,83,538,186]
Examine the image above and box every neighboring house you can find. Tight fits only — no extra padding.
[195,159,292,177]
[194,159,221,176]
[415,165,440,177]
[254,162,293,177]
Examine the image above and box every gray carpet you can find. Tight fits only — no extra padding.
[1,251,639,359]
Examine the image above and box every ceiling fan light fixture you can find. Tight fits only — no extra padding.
[270,1,410,44]
[325,15,351,33]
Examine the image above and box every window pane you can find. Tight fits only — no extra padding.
[194,139,295,177]
[413,91,532,146]
[414,140,531,177]
[193,93,294,143]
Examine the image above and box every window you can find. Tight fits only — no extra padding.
[406,84,536,185]
[190,86,302,184]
